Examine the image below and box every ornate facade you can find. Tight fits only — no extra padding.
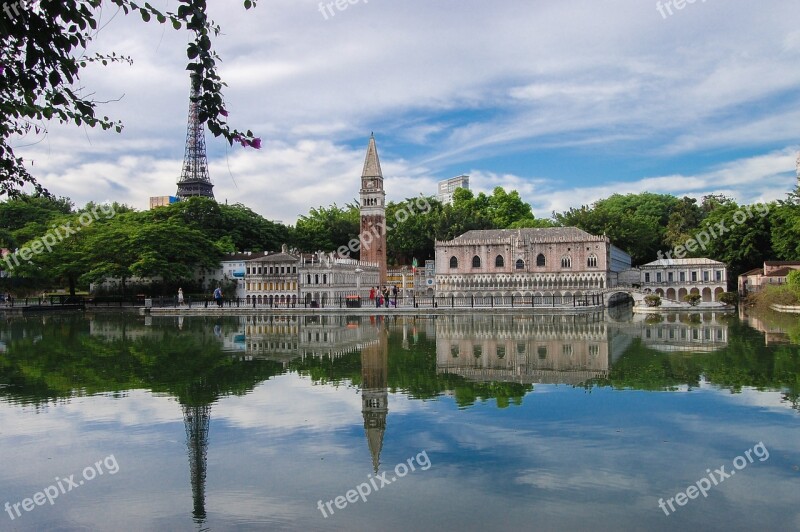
[359,134,387,285]
[435,227,631,299]
[245,251,300,307]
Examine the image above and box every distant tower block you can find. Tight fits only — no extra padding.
[176,73,215,200]
[796,149,800,189]
[359,134,387,285]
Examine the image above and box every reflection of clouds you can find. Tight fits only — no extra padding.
[213,373,415,434]
[515,469,644,492]
[699,381,799,414]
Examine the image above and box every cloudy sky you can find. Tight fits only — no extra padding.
[15,0,800,224]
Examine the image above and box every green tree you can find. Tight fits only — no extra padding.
[293,204,360,253]
[664,196,704,250]
[555,193,681,264]
[700,200,772,279]
[769,191,800,260]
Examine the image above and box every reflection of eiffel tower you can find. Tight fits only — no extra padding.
[183,404,211,522]
[361,326,388,473]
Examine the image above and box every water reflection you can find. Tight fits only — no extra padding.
[361,323,388,473]
[436,314,615,385]
[0,311,798,530]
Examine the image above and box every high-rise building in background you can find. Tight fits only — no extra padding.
[149,196,179,209]
[437,174,469,205]
[176,73,215,200]
[359,134,387,285]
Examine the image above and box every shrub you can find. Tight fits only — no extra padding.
[644,294,662,307]
[718,292,738,305]
[684,293,702,306]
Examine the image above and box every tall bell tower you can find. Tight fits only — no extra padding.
[359,134,387,285]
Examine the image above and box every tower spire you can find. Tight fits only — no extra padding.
[362,135,383,179]
[176,72,215,200]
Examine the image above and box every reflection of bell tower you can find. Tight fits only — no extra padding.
[361,327,388,473]
[183,404,211,522]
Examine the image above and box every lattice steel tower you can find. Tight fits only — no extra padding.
[176,73,215,200]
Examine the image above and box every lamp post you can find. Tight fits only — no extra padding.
[355,267,363,304]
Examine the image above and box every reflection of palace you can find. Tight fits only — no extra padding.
[361,323,388,472]
[436,314,626,385]
[625,313,730,353]
[241,315,380,362]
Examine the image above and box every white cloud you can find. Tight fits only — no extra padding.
[9,0,800,225]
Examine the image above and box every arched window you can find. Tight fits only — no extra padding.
[472,255,481,268]
[587,254,598,268]
[495,255,504,268]
[515,259,525,270]
[561,256,572,269]
[449,256,458,269]
[323,274,327,284]
[536,254,546,267]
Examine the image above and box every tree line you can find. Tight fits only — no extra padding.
[1,186,799,295]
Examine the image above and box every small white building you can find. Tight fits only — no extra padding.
[204,252,253,299]
[639,258,727,303]
[299,252,380,308]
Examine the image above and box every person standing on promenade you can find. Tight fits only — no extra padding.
[213,286,223,308]
[392,285,398,307]
[178,288,185,307]
[369,287,376,306]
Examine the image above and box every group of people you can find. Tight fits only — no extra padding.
[369,285,399,308]
[176,287,224,308]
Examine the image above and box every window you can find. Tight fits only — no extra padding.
[473,345,482,358]
[472,255,481,268]
[516,259,525,270]
[668,272,674,282]
[536,254,546,267]
[692,271,698,282]
[715,270,722,282]
[644,273,651,282]
[537,346,547,359]
[496,346,506,359]
[450,256,458,269]
[679,272,686,282]
[587,254,598,268]
[656,272,662,282]
[703,271,709,282]
[495,255,504,268]
[561,256,572,269]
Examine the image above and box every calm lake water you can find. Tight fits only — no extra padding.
[0,310,798,531]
